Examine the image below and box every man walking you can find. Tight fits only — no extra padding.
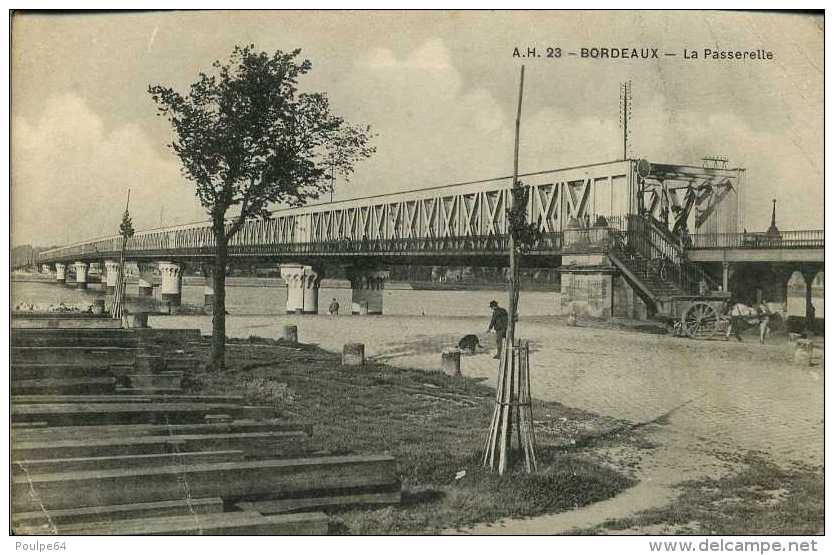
[328,298,340,317]
[487,300,509,360]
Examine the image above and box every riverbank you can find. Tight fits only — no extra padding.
[153,310,822,535]
[191,336,638,534]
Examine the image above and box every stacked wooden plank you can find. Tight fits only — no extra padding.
[10,325,401,535]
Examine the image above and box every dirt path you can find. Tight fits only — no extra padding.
[153,313,823,534]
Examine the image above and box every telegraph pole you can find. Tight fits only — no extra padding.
[619,80,632,160]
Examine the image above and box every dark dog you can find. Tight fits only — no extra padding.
[457,334,481,353]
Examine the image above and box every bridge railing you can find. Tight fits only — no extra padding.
[689,230,824,250]
[37,232,565,262]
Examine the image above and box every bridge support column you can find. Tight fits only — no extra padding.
[136,263,156,297]
[280,264,322,314]
[559,254,616,320]
[55,263,66,285]
[204,283,215,307]
[158,261,183,306]
[104,260,119,294]
[800,266,820,334]
[88,263,102,288]
[347,268,389,315]
[722,262,732,293]
[73,262,88,290]
[199,265,215,311]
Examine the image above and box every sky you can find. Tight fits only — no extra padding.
[11,10,823,247]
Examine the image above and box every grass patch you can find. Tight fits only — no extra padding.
[187,336,636,533]
[593,453,823,535]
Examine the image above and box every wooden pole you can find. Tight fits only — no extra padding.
[482,65,537,476]
[506,64,525,365]
[496,65,525,475]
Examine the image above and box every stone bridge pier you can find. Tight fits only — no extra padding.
[280,264,322,314]
[104,260,120,295]
[158,261,183,306]
[73,261,88,290]
[54,263,66,285]
[347,268,389,315]
[200,265,215,309]
[137,263,156,297]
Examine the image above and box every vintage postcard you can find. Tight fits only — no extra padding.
[9,9,824,544]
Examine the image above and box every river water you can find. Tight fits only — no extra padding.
[11,280,563,318]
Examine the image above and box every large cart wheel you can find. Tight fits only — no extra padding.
[682,301,719,339]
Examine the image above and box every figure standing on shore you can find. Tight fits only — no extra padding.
[487,300,509,360]
[328,298,340,317]
[758,299,772,344]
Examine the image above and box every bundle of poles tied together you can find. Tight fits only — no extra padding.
[482,336,538,474]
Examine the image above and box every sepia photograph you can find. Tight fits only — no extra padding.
[8,8,825,543]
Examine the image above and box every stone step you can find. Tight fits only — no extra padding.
[11,454,398,512]
[11,401,250,426]
[128,372,184,389]
[12,430,308,460]
[235,488,402,514]
[11,419,312,442]
[12,497,224,531]
[17,510,329,536]
[11,377,117,395]
[12,449,245,473]
[11,346,137,365]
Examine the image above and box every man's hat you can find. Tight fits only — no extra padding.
[489,300,498,308]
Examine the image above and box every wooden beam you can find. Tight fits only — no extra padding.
[11,419,312,441]
[235,488,401,514]
[12,497,224,530]
[12,454,398,512]
[13,450,245,473]
[11,402,256,425]
[15,510,329,536]
[12,430,307,460]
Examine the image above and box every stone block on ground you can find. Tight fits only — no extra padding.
[282,325,298,343]
[342,343,365,366]
[794,339,814,366]
[441,349,461,376]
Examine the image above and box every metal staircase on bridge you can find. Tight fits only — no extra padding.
[607,215,721,316]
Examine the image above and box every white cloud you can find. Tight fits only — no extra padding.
[12,93,205,246]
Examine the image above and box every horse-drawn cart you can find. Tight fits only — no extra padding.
[665,294,731,340]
